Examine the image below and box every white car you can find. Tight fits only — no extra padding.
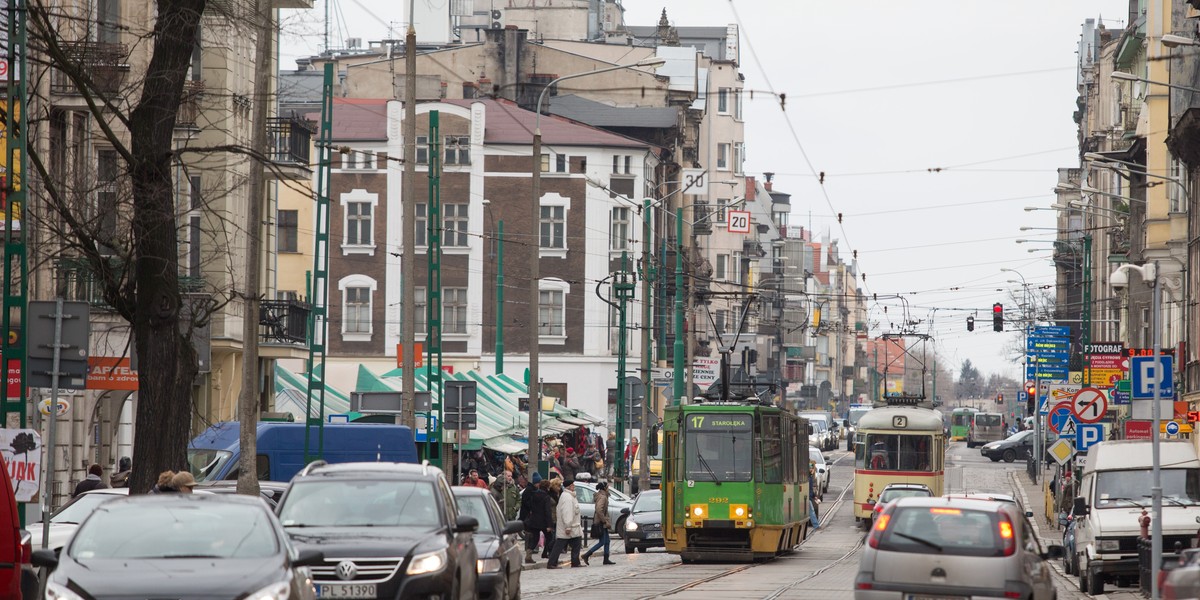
[575,481,634,533]
[809,448,830,497]
[30,488,129,550]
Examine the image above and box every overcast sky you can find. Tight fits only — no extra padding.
[280,0,1131,381]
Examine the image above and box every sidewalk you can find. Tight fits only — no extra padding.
[1009,467,1142,600]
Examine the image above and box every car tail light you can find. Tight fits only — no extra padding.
[18,531,30,565]
[998,514,1016,556]
[868,513,891,548]
[1003,592,1021,599]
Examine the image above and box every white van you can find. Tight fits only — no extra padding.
[799,412,834,451]
[1071,440,1200,594]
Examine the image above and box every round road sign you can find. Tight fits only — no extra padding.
[1049,402,1076,434]
[1072,387,1108,424]
[1167,421,1181,436]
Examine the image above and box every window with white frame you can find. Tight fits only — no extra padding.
[340,189,377,254]
[541,153,569,174]
[443,204,469,247]
[538,279,569,339]
[444,136,470,165]
[338,274,377,341]
[718,87,729,113]
[415,203,428,247]
[716,253,728,280]
[733,142,745,175]
[541,206,565,249]
[415,287,427,335]
[444,288,468,334]
[610,155,632,174]
[184,175,201,272]
[611,207,632,252]
[416,136,429,165]
[732,251,743,284]
[717,143,730,170]
[623,156,632,174]
[716,198,728,223]
[277,209,298,253]
[94,149,120,257]
[715,309,729,334]
[341,151,374,170]
[733,89,743,120]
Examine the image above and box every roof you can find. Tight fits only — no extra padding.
[441,98,652,150]
[1083,439,1199,474]
[546,94,678,129]
[302,462,438,477]
[857,406,944,431]
[322,98,389,142]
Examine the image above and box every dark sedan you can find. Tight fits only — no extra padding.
[453,487,524,600]
[32,494,322,600]
[979,430,1052,463]
[622,490,663,553]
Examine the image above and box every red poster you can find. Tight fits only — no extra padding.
[1124,420,1153,441]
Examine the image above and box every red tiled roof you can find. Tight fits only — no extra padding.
[443,98,651,149]
[316,98,389,142]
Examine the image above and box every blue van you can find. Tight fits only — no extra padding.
[187,421,418,482]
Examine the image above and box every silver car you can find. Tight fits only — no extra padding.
[808,447,830,497]
[855,497,1063,600]
[574,481,633,533]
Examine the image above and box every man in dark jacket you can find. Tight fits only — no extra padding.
[72,464,107,498]
[518,472,553,564]
[562,448,580,481]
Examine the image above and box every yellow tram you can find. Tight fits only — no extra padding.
[852,404,945,527]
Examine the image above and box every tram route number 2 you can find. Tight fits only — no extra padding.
[727,210,751,234]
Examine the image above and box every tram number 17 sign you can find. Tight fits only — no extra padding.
[727,211,751,234]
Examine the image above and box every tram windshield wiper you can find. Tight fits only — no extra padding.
[893,531,943,552]
[696,452,721,485]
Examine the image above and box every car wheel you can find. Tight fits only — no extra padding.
[625,543,636,554]
[1078,560,1089,594]
[1089,568,1104,595]
[1002,449,1016,463]
[989,456,1001,462]
[615,516,627,538]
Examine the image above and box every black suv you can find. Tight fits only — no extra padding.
[275,461,479,599]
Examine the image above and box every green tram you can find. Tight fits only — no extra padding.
[662,403,810,562]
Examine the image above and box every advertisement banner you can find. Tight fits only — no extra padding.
[86,357,138,390]
[0,428,39,502]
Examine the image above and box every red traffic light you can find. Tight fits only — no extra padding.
[993,303,1003,313]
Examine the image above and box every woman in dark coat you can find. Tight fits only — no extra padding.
[518,473,554,564]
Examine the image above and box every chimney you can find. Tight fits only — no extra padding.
[763,171,775,192]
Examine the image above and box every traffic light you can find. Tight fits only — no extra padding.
[992,303,1003,332]
[1025,381,1037,415]
[966,316,975,331]
[996,392,1004,404]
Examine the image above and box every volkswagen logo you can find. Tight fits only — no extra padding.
[335,560,358,581]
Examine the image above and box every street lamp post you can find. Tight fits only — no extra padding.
[1112,262,1163,600]
[1001,268,1039,480]
[527,58,665,483]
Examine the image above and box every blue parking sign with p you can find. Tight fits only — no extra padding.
[1131,355,1174,399]
[1076,423,1104,452]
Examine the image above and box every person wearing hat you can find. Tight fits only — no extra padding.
[562,447,580,482]
[546,479,583,568]
[170,471,198,493]
[517,472,553,564]
[582,482,616,565]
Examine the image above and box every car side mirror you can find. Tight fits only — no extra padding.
[620,508,630,516]
[293,549,325,567]
[1073,497,1089,517]
[1025,510,1034,518]
[1043,544,1065,560]
[30,548,58,570]
[454,515,479,533]
[502,520,525,536]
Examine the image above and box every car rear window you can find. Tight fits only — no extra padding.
[879,488,930,503]
[877,506,1006,557]
[975,414,1002,427]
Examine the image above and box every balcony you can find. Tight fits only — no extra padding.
[50,41,129,97]
[266,117,315,180]
[259,299,311,359]
[176,80,205,130]
[55,257,206,310]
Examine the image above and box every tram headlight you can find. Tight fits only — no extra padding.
[689,504,709,519]
[730,504,750,519]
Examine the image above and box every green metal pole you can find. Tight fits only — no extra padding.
[427,111,443,470]
[672,208,685,406]
[3,0,28,524]
[495,221,504,374]
[304,62,334,462]
[615,253,632,488]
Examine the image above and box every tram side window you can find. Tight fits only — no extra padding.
[855,439,866,469]
[761,415,782,484]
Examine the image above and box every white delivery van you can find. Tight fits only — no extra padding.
[1071,440,1200,594]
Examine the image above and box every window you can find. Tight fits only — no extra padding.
[623,156,631,174]
[415,287,427,335]
[539,289,565,337]
[733,142,744,175]
[718,87,729,113]
[277,209,298,253]
[540,153,568,174]
[444,136,470,165]
[733,89,742,120]
[341,151,373,170]
[338,274,377,340]
[717,143,729,170]
[345,287,371,334]
[96,149,120,257]
[715,254,728,280]
[715,309,728,334]
[610,207,631,252]
[345,201,372,246]
[444,288,468,334]
[97,0,120,44]
[443,204,468,247]
[540,206,565,249]
[716,198,728,223]
[415,203,428,247]
[732,251,743,284]
[185,175,201,274]
[416,136,429,165]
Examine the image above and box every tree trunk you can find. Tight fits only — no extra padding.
[125,0,207,493]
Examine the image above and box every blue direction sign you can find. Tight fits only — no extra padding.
[1027,367,1070,380]
[1131,355,1175,399]
[1034,326,1072,337]
[1028,336,1071,349]
[1110,390,1130,405]
[1076,424,1104,452]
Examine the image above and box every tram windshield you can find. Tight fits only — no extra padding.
[951,412,973,428]
[683,413,753,483]
[859,433,935,472]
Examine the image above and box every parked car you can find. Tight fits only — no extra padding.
[197,480,289,507]
[622,490,664,553]
[29,487,130,550]
[1060,509,1078,575]
[32,494,322,600]
[979,430,1052,463]
[809,447,830,497]
[855,496,1063,600]
[1163,547,1200,600]
[452,487,524,600]
[870,483,932,522]
[575,481,634,533]
[275,461,479,600]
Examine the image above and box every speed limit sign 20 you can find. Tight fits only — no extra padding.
[727,210,751,234]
